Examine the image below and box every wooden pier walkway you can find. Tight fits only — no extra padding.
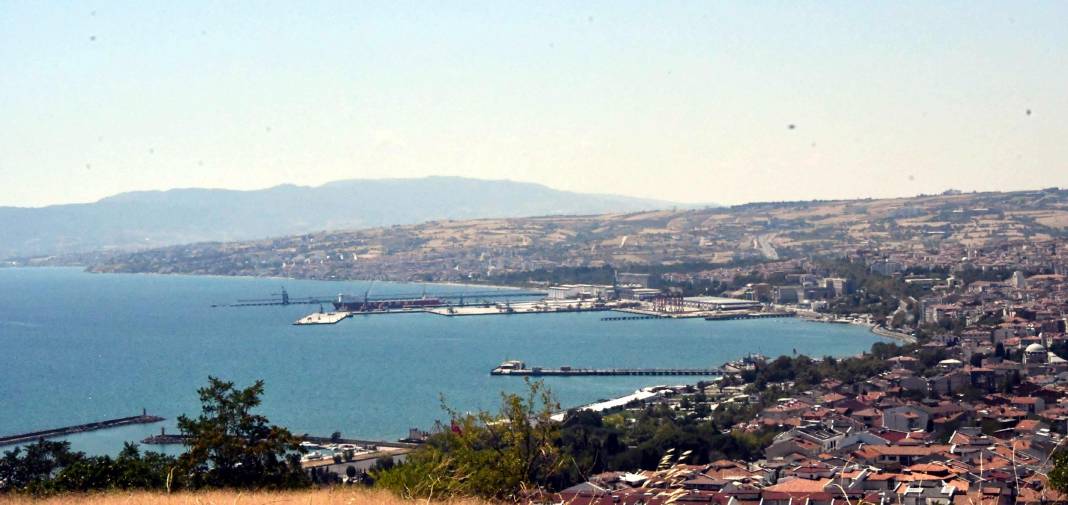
[491,366,722,377]
[0,413,164,447]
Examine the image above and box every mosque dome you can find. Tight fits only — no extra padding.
[1025,343,1047,353]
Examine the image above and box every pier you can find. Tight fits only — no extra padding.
[221,287,547,309]
[293,311,351,325]
[704,311,794,321]
[142,432,418,450]
[0,412,164,447]
[491,361,721,377]
[601,314,664,321]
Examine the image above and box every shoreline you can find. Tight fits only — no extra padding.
[11,265,528,292]
[867,324,918,344]
[789,307,915,344]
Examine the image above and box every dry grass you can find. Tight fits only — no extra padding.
[0,488,493,505]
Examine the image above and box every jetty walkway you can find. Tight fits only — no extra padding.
[491,365,722,377]
[704,311,794,321]
[601,314,664,321]
[0,413,164,447]
[142,432,418,450]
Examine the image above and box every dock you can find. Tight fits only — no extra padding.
[492,367,722,377]
[491,360,721,377]
[293,311,351,325]
[601,314,664,321]
[142,432,418,450]
[0,413,164,447]
[704,311,795,321]
[426,300,610,317]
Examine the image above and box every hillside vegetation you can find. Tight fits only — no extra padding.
[0,489,489,505]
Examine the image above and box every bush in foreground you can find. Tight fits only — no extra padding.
[374,380,566,501]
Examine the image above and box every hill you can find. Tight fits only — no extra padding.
[0,177,683,259]
[83,188,1068,283]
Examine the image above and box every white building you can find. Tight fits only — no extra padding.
[546,284,613,300]
[683,296,763,311]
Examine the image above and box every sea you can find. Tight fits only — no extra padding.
[0,267,887,456]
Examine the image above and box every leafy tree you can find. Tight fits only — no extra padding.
[0,440,84,492]
[50,443,178,492]
[177,376,308,489]
[1049,451,1068,494]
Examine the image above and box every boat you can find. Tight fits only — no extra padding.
[492,360,526,375]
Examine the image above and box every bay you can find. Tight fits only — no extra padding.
[0,267,886,455]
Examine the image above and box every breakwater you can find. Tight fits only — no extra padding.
[0,413,164,447]
[491,364,722,377]
[141,432,418,450]
[704,311,794,321]
[601,314,665,321]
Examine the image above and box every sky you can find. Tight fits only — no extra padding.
[1,1,1067,208]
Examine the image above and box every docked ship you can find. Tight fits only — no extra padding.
[332,294,445,312]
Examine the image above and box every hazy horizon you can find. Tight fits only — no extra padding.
[0,174,1057,210]
[3,2,1067,207]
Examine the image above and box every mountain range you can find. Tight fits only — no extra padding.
[0,177,687,259]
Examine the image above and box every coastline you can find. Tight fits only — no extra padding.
[789,307,916,344]
[20,265,530,293]
[867,324,917,344]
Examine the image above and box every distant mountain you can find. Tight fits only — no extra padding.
[0,177,691,259]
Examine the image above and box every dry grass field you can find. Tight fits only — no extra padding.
[0,489,492,505]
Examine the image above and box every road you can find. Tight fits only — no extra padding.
[755,234,780,260]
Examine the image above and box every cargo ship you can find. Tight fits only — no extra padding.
[333,294,445,312]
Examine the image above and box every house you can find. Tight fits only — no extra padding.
[852,444,951,469]
[883,405,932,433]
[1011,396,1045,414]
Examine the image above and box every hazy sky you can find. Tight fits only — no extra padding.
[2,2,1066,207]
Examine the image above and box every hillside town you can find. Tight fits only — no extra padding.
[79,189,1068,284]
[541,332,1068,504]
[528,244,1068,504]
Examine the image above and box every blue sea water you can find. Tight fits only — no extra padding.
[0,267,886,455]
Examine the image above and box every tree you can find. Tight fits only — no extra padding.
[0,439,84,492]
[1049,451,1068,494]
[50,443,179,492]
[177,376,308,489]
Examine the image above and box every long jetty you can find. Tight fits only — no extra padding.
[142,433,418,450]
[0,413,164,447]
[601,314,664,321]
[491,366,722,377]
[704,311,794,321]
